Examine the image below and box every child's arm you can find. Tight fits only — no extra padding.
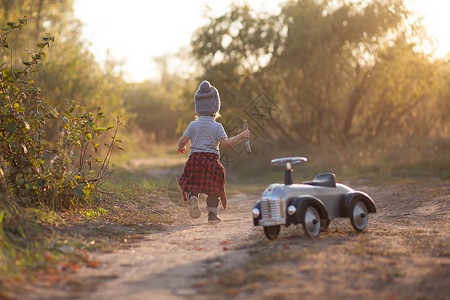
[219,130,250,148]
[178,135,189,154]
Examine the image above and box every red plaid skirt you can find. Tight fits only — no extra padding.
[179,152,227,209]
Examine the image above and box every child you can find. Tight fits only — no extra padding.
[178,80,250,223]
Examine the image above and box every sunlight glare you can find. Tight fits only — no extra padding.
[73,0,450,82]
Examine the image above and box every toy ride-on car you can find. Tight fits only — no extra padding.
[252,157,376,240]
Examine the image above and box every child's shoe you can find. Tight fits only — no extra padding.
[188,193,201,219]
[208,211,222,223]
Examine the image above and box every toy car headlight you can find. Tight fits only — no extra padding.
[252,208,260,218]
[287,205,297,216]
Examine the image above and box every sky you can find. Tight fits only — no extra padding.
[73,0,450,82]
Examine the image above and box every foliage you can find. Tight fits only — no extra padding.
[0,19,122,210]
[190,0,449,146]
[39,42,126,137]
[189,3,282,125]
[0,0,126,141]
[0,0,75,49]
[192,3,283,71]
[125,80,183,142]
[0,18,127,288]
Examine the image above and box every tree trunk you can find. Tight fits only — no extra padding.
[342,68,370,143]
[35,0,44,39]
[2,0,13,21]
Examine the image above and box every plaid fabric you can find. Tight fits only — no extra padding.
[179,152,227,208]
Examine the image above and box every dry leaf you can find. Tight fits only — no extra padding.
[87,260,100,268]
[220,240,234,245]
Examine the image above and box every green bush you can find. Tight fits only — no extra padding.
[0,19,121,210]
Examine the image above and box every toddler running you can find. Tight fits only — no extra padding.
[178,80,250,223]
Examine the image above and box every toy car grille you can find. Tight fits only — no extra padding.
[261,198,282,219]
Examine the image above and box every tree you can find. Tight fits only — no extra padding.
[125,80,183,142]
[0,0,76,50]
[190,0,442,146]
[190,3,284,128]
[0,0,125,135]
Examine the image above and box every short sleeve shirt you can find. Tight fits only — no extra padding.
[183,116,227,155]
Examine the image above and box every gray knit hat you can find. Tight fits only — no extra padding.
[194,81,220,116]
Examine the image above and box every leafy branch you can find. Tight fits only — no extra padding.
[1,18,122,209]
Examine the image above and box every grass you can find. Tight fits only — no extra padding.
[0,167,171,297]
[0,209,70,284]
[224,134,450,189]
[109,141,180,167]
[99,168,167,201]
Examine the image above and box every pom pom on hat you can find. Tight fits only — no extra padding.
[194,80,220,116]
[199,81,211,93]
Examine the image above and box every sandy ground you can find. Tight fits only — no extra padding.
[16,179,450,300]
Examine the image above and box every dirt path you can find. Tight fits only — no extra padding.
[19,179,450,300]
[68,192,257,300]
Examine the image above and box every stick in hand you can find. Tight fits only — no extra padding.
[243,119,251,154]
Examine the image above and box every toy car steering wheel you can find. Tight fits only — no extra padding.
[270,157,307,167]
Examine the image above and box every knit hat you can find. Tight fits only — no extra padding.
[194,81,220,116]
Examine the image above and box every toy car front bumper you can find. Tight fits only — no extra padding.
[259,218,286,226]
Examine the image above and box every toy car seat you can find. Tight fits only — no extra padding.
[303,173,336,188]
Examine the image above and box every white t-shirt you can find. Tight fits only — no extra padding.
[183,116,227,155]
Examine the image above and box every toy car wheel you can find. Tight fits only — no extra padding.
[350,201,368,231]
[302,206,320,237]
[264,225,281,240]
[320,219,330,232]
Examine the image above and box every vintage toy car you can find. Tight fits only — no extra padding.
[252,157,376,239]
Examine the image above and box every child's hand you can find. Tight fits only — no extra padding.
[178,147,186,154]
[241,129,250,140]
